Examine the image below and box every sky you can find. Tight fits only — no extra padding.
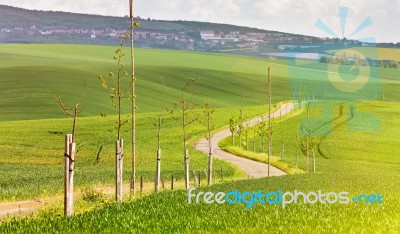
[1,0,399,43]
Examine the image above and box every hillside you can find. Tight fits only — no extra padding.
[1,44,400,122]
[0,5,322,54]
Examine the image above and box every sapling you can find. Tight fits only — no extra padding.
[171,78,199,189]
[199,102,215,186]
[257,117,268,153]
[229,112,237,146]
[56,81,85,216]
[98,33,132,203]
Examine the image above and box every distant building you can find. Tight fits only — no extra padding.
[0,28,11,33]
[200,31,215,40]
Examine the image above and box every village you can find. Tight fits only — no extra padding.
[0,24,322,53]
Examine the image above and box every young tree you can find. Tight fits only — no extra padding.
[171,78,199,189]
[56,81,86,143]
[229,112,237,146]
[237,122,244,148]
[98,34,131,203]
[257,117,268,153]
[301,125,311,172]
[154,115,163,192]
[200,102,215,186]
[56,82,85,216]
[243,123,250,151]
[252,124,258,153]
[154,79,167,192]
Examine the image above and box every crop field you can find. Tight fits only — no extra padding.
[1,101,399,233]
[1,44,400,122]
[0,44,400,232]
[0,104,282,201]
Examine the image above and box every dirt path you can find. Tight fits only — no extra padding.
[195,103,294,178]
[0,183,161,220]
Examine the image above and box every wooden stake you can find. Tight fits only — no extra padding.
[171,175,174,190]
[67,142,75,216]
[207,148,213,186]
[116,139,123,203]
[184,149,189,189]
[155,149,161,192]
[193,170,198,187]
[313,150,316,173]
[140,176,143,193]
[198,172,201,187]
[64,134,74,216]
[306,137,309,173]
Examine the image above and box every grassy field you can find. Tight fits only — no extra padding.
[1,44,400,232]
[1,101,399,233]
[0,104,279,201]
[1,44,400,122]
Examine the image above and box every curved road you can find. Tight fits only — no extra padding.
[195,103,294,178]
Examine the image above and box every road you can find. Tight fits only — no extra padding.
[195,103,294,178]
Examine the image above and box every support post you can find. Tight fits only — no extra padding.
[313,150,316,173]
[116,139,123,203]
[207,148,213,186]
[155,149,161,192]
[171,175,174,190]
[184,149,189,189]
[64,134,74,216]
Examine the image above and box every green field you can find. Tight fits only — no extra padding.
[1,101,399,233]
[1,44,400,232]
[0,105,282,201]
[1,44,400,122]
